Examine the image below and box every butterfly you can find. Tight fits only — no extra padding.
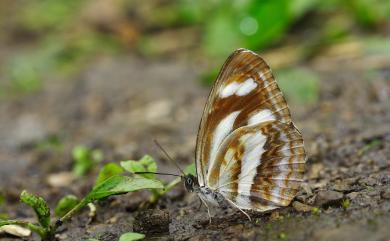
[182,48,306,221]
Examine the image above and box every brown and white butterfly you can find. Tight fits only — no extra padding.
[183,48,306,220]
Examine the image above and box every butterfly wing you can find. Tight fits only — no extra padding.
[195,48,294,187]
[209,121,305,211]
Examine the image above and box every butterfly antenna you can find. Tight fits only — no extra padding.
[153,139,185,176]
[134,171,182,177]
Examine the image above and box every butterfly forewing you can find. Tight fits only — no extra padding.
[195,49,294,187]
[195,48,306,211]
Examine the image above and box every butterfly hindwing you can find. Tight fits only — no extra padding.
[208,121,305,211]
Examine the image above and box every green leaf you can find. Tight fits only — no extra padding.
[55,195,79,217]
[203,0,292,58]
[119,232,145,241]
[121,155,157,179]
[203,11,241,58]
[88,239,100,241]
[0,220,12,227]
[347,0,388,27]
[95,163,124,186]
[85,175,164,203]
[20,191,51,228]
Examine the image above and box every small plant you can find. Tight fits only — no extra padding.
[255,218,261,224]
[93,155,196,205]
[121,155,196,204]
[278,232,288,240]
[341,199,350,210]
[311,207,321,216]
[0,174,163,240]
[72,145,103,177]
[357,139,382,156]
[0,153,195,240]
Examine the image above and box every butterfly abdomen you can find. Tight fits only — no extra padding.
[198,187,226,207]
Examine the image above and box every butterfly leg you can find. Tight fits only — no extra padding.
[226,199,252,221]
[197,196,203,210]
[198,196,212,224]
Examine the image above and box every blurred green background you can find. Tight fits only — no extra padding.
[0,0,389,102]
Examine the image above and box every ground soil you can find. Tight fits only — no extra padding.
[0,51,389,241]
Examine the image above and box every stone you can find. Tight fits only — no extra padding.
[0,225,31,238]
[346,192,359,200]
[133,209,169,234]
[332,181,352,192]
[308,163,325,179]
[358,177,377,186]
[381,188,390,199]
[269,211,282,221]
[315,190,344,207]
[47,172,75,187]
[293,201,314,212]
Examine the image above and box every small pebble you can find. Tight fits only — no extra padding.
[47,172,75,188]
[359,177,377,186]
[315,190,344,207]
[346,192,359,200]
[0,225,31,238]
[133,209,169,234]
[332,182,352,192]
[381,188,390,199]
[293,201,314,212]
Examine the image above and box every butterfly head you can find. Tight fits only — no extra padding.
[183,174,198,192]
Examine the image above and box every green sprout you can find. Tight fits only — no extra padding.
[72,145,103,177]
[278,232,288,240]
[0,172,162,240]
[0,151,195,240]
[357,139,382,156]
[35,134,63,152]
[341,199,350,210]
[311,207,321,216]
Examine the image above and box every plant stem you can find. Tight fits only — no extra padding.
[55,198,88,229]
